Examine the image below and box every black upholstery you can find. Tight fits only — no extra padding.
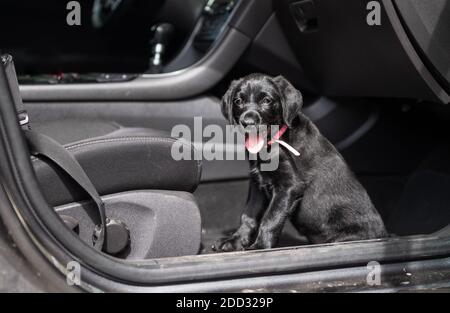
[31,119,201,206]
[32,119,122,145]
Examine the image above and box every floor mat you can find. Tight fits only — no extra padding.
[359,175,407,223]
[195,180,308,254]
[387,170,450,236]
[196,170,450,252]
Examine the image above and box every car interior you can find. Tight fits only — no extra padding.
[0,0,449,290]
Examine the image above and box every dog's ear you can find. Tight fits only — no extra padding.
[273,75,303,128]
[221,79,241,124]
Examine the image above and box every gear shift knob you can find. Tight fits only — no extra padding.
[148,23,174,73]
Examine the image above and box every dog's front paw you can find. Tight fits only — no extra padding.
[247,235,275,250]
[213,234,250,252]
[247,241,264,250]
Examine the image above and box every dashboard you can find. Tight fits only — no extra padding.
[8,0,449,105]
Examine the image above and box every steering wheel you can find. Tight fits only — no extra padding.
[91,0,136,29]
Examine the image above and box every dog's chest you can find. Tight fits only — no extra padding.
[250,155,306,197]
[250,162,292,195]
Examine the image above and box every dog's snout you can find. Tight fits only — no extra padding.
[240,110,261,127]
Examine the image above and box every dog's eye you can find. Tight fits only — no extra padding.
[261,97,272,105]
[233,98,242,106]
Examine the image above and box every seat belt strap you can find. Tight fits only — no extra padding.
[2,54,106,251]
[24,131,106,251]
[2,54,29,130]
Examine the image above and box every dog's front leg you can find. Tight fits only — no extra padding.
[214,179,268,252]
[249,189,301,250]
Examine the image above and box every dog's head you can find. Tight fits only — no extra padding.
[221,74,303,153]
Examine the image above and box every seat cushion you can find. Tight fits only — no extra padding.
[32,119,123,144]
[31,120,201,206]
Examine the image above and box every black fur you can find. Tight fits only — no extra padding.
[214,74,387,251]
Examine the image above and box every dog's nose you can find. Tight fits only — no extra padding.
[240,111,261,127]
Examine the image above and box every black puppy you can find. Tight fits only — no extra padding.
[215,74,387,251]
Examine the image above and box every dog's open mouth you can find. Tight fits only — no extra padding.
[244,127,268,154]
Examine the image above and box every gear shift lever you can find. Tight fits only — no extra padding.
[148,23,174,73]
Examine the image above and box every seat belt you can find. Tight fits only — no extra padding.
[24,131,106,251]
[2,54,106,251]
[2,54,30,131]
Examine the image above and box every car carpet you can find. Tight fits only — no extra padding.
[387,145,450,236]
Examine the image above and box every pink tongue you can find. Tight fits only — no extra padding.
[245,133,265,154]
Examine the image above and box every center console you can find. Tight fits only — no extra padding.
[19,0,273,101]
[194,0,238,51]
[163,0,238,72]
